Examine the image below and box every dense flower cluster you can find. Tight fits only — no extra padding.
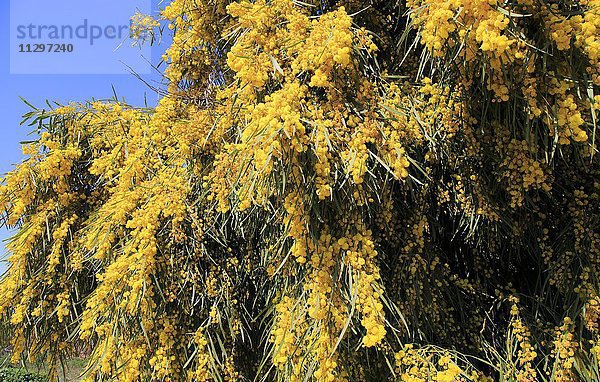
[129,12,160,43]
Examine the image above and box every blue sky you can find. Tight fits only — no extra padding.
[1,1,169,273]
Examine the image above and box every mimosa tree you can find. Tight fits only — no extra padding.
[1,0,599,380]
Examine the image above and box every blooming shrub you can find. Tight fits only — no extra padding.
[0,0,599,381]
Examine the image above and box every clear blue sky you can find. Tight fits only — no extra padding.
[1,1,169,273]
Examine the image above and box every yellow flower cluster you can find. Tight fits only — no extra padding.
[551,317,578,381]
[339,223,386,347]
[500,138,550,208]
[162,0,228,88]
[508,297,538,382]
[394,345,482,382]
[409,0,597,137]
[407,0,519,101]
[130,11,159,42]
[291,8,353,87]
[556,94,588,143]
[577,0,600,80]
[272,296,299,369]
[475,12,514,56]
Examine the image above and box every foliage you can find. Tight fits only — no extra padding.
[0,0,599,381]
[0,368,46,382]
